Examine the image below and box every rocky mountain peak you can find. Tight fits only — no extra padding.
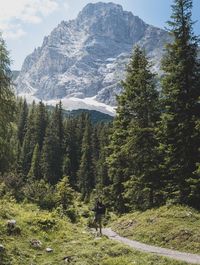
[16,2,170,115]
[77,2,124,19]
[76,2,146,44]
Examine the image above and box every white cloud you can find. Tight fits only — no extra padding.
[0,0,60,39]
[63,2,69,11]
[3,26,26,40]
[0,22,26,39]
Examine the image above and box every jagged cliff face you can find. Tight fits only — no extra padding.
[16,2,170,112]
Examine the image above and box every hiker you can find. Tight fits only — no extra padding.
[93,199,106,235]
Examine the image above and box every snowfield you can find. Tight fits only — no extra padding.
[18,92,116,116]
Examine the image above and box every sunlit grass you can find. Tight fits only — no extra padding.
[111,205,200,254]
[0,199,189,264]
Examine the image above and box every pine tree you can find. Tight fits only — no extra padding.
[53,101,64,149]
[124,48,160,210]
[19,102,36,176]
[158,0,200,207]
[78,115,95,199]
[107,97,132,212]
[0,35,15,173]
[35,101,47,149]
[92,126,100,164]
[27,143,41,179]
[64,113,92,189]
[41,124,61,184]
[63,118,79,187]
[41,105,64,185]
[75,113,88,165]
[17,99,28,145]
[55,176,74,210]
[107,67,136,212]
[108,46,160,212]
[96,124,110,191]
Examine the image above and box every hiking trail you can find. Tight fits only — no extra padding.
[102,228,200,264]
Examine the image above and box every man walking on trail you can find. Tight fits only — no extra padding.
[93,199,106,235]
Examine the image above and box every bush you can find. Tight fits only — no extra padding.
[55,176,74,210]
[0,182,7,198]
[66,207,79,223]
[22,179,56,210]
[34,216,57,231]
[0,172,24,201]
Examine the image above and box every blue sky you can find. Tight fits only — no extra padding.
[0,0,199,70]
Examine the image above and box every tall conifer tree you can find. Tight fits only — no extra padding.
[78,115,94,199]
[158,0,200,207]
[123,48,160,210]
[28,143,41,179]
[0,35,15,173]
[19,102,36,176]
[96,124,110,191]
[41,103,64,184]
[63,118,79,187]
[41,121,61,184]
[108,46,160,212]
[35,101,47,150]
[17,99,28,145]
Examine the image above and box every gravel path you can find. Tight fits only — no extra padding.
[102,228,200,264]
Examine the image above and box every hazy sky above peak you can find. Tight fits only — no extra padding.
[0,0,199,70]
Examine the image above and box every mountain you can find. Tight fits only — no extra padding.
[67,109,113,123]
[47,106,113,123]
[16,2,171,115]
[12,71,20,82]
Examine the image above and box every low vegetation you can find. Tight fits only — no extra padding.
[0,199,189,265]
[111,205,200,254]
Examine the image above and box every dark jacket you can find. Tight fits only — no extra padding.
[94,202,106,215]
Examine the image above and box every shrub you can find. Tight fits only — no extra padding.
[55,176,74,210]
[66,207,79,223]
[0,172,24,201]
[22,179,56,209]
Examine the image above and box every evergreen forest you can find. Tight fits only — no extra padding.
[0,0,200,215]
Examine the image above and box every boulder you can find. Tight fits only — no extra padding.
[7,219,16,228]
[7,220,21,235]
[0,244,5,252]
[30,239,42,248]
[63,256,73,263]
[46,247,53,252]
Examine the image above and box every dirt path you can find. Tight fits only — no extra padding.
[102,228,200,264]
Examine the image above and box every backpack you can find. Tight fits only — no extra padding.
[97,203,106,215]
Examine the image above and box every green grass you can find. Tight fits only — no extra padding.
[111,205,200,254]
[0,199,189,265]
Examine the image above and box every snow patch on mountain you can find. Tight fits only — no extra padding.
[18,92,115,116]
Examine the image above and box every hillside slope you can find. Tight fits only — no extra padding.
[0,199,188,265]
[111,205,200,255]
